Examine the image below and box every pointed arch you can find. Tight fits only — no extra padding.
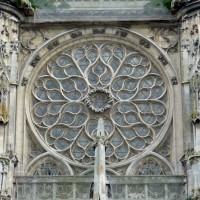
[126,152,174,175]
[25,152,73,175]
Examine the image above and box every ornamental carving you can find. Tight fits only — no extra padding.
[85,88,113,113]
[181,14,200,74]
[148,27,178,54]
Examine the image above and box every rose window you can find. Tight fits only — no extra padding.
[31,41,168,165]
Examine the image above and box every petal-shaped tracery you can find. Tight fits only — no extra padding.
[31,41,168,165]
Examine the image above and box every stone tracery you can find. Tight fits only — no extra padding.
[31,41,168,166]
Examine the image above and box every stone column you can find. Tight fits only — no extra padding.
[0,2,26,199]
[179,4,200,198]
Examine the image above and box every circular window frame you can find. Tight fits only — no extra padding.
[25,28,174,168]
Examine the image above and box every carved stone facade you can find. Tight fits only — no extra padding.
[0,0,200,199]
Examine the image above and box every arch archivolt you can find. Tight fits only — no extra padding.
[25,152,74,175]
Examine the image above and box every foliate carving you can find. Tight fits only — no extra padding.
[0,11,19,79]
[115,30,128,38]
[0,11,19,125]
[171,76,178,85]
[139,39,150,48]
[47,40,59,51]
[30,55,41,67]
[93,28,105,34]
[181,14,200,73]
[85,88,113,113]
[158,54,168,66]
[21,77,28,86]
[148,28,178,54]
[10,41,19,54]
[70,31,82,39]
